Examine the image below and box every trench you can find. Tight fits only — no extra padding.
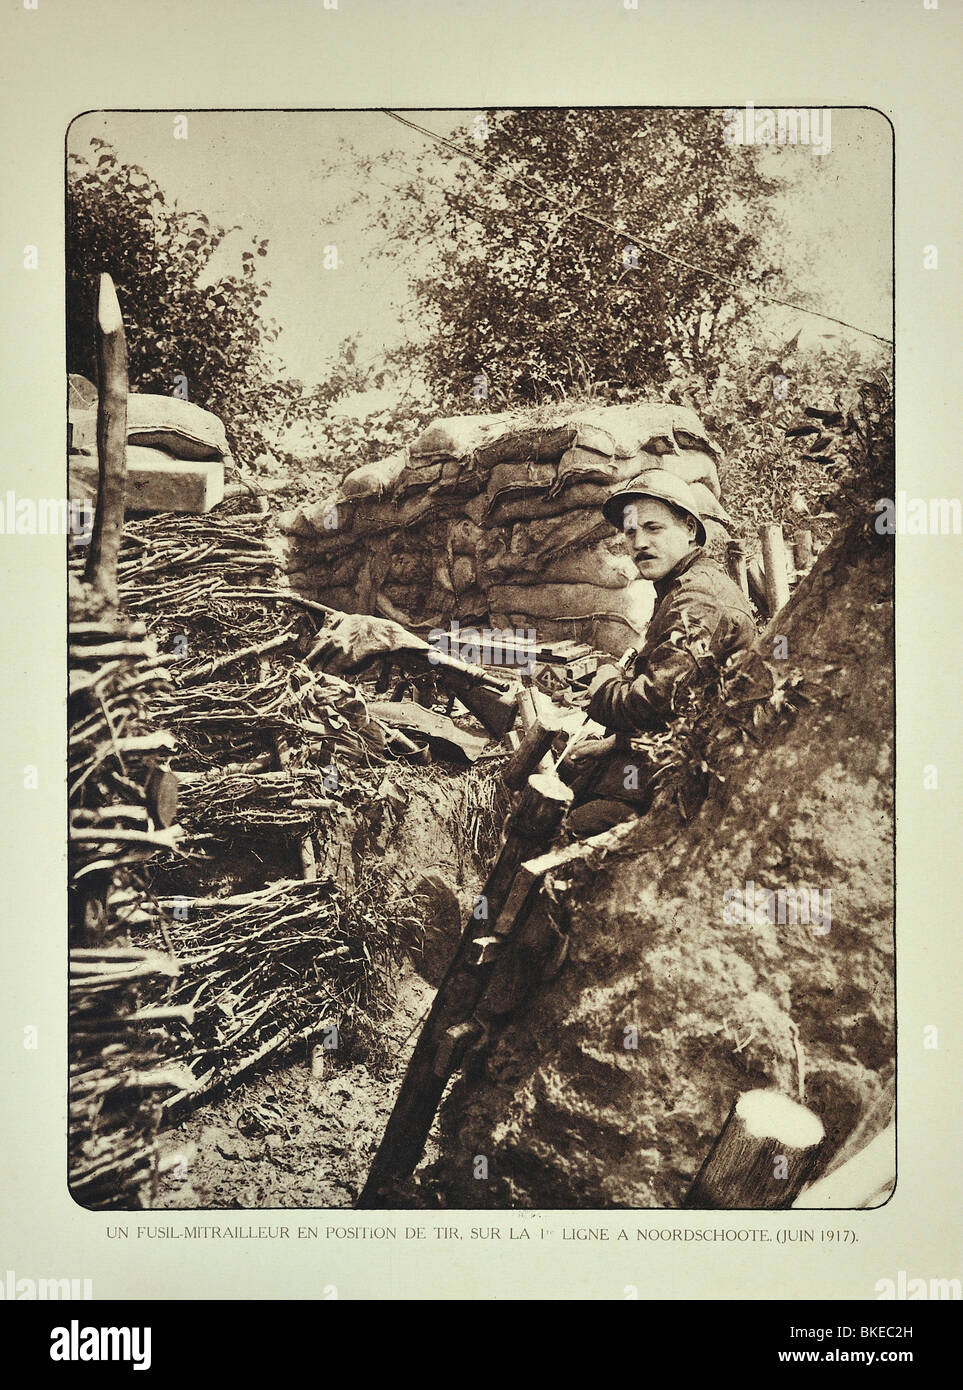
[151,748,500,1210]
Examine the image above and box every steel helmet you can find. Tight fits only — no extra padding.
[601,469,707,547]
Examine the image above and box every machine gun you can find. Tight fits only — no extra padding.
[227,590,520,739]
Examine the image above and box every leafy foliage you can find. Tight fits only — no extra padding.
[358,109,790,408]
[66,140,315,469]
[663,337,892,539]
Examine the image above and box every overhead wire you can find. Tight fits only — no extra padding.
[381,109,893,348]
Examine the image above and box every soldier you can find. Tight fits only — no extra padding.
[566,470,756,834]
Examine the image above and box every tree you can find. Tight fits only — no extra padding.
[66,140,312,469]
[360,109,791,408]
[664,336,893,538]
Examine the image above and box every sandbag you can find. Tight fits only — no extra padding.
[591,614,649,657]
[451,555,477,593]
[124,394,230,460]
[279,496,357,541]
[552,447,643,492]
[432,556,472,595]
[386,554,426,584]
[480,540,635,589]
[463,494,488,525]
[541,545,636,589]
[659,449,721,497]
[486,482,614,526]
[474,420,614,471]
[410,411,528,461]
[448,518,484,555]
[487,578,655,628]
[341,449,407,499]
[502,509,611,562]
[303,584,360,612]
[284,546,364,588]
[410,409,615,469]
[485,461,558,506]
[553,401,719,459]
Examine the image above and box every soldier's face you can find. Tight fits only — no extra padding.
[621,498,696,580]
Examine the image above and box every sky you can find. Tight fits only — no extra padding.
[67,108,893,400]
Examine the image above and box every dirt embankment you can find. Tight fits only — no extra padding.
[428,525,894,1208]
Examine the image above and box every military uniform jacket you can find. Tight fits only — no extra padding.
[586,548,756,734]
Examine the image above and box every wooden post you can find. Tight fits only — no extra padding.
[725,540,749,598]
[83,274,128,610]
[503,687,561,790]
[792,530,814,578]
[358,771,573,1206]
[299,835,318,882]
[682,1090,826,1209]
[758,523,791,617]
[746,554,769,617]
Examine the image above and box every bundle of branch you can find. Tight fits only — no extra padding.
[112,511,290,674]
[120,512,281,603]
[151,663,389,773]
[174,769,333,836]
[150,670,303,770]
[68,945,189,1207]
[68,275,190,1209]
[144,874,421,1109]
[68,616,180,923]
[69,618,184,1208]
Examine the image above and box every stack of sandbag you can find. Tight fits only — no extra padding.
[68,387,229,514]
[280,401,730,656]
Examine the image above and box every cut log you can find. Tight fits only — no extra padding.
[145,767,179,828]
[683,1089,826,1209]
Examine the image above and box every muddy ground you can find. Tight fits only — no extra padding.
[155,963,437,1209]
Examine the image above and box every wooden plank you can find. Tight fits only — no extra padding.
[358,772,573,1205]
[758,523,791,616]
[502,714,561,790]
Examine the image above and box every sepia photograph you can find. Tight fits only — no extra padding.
[63,106,898,1218]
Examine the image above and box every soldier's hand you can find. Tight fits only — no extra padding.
[587,663,621,697]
